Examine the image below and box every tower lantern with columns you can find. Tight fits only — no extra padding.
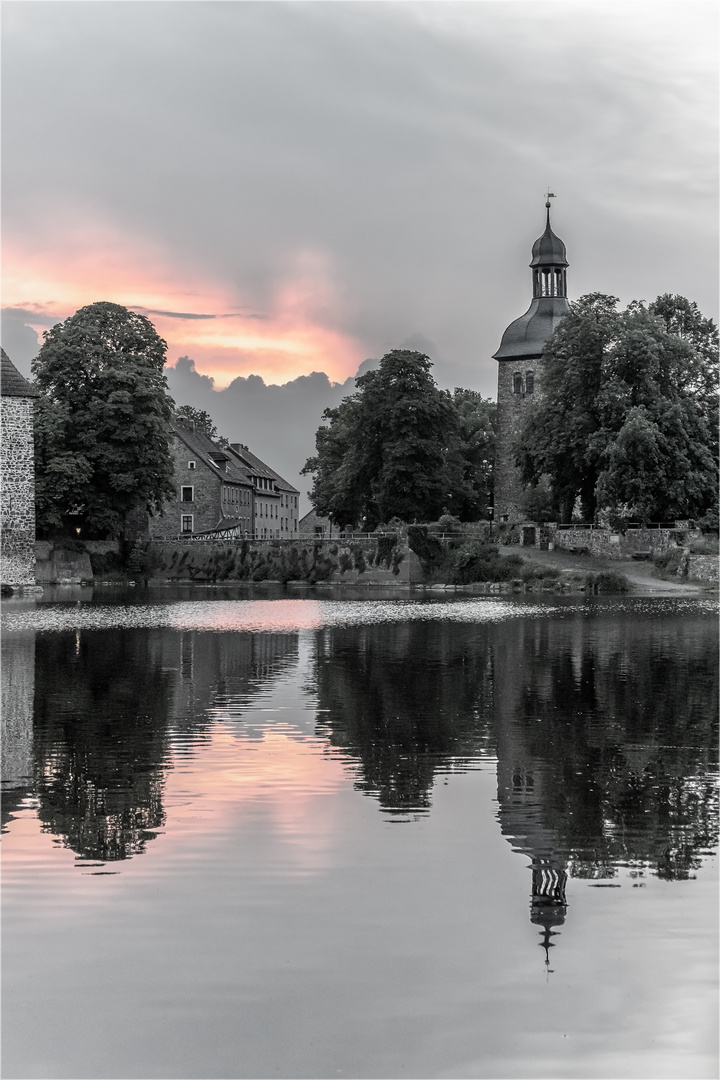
[492,197,570,522]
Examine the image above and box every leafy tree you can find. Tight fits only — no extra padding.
[32,302,175,537]
[174,405,230,447]
[516,294,719,525]
[450,389,496,520]
[302,350,485,529]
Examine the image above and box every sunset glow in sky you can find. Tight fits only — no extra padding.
[2,1,717,398]
[3,226,364,387]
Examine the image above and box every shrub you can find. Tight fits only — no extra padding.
[585,570,631,594]
[408,525,445,572]
[376,534,398,568]
[653,548,684,575]
[450,541,522,585]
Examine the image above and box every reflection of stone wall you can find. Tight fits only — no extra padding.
[1,630,35,787]
[0,396,36,586]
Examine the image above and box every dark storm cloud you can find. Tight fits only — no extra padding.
[2,1,717,402]
[165,355,375,502]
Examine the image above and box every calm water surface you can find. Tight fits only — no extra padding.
[2,588,718,1079]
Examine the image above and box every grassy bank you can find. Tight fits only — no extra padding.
[407,529,631,594]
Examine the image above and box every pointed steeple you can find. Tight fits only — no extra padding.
[530,197,569,299]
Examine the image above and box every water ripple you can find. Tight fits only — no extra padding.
[4,597,544,633]
[2,596,716,634]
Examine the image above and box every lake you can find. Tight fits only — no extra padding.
[2,588,718,1079]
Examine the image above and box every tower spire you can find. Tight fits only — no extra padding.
[544,190,556,227]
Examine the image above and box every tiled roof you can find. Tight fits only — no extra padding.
[1,348,38,398]
[172,419,253,486]
[228,443,299,494]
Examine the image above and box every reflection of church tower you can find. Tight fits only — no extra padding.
[492,621,569,970]
[493,199,571,522]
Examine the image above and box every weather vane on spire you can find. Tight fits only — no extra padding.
[545,189,556,209]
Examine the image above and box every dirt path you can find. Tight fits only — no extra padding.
[498,544,709,596]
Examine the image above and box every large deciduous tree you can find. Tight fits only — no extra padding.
[516,294,719,525]
[33,302,176,537]
[302,350,495,528]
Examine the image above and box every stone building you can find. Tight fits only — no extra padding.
[1,348,38,587]
[299,509,333,538]
[227,443,300,540]
[148,417,300,541]
[149,417,255,540]
[493,201,570,521]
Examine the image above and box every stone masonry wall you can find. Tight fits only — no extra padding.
[494,358,542,522]
[1,396,36,586]
[149,433,226,540]
[548,526,701,560]
[145,536,423,585]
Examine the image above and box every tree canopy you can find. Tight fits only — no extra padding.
[516,293,719,526]
[33,302,176,537]
[302,350,495,529]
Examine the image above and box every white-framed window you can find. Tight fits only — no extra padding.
[181,486,194,502]
[188,460,196,470]
[181,514,193,533]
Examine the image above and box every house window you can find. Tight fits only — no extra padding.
[188,460,196,470]
[181,486,194,502]
[513,373,523,394]
[181,514,193,533]
[526,372,534,394]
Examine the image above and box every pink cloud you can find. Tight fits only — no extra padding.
[3,223,364,387]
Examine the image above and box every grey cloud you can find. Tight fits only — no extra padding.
[2,2,717,403]
[0,310,41,376]
[165,355,373,510]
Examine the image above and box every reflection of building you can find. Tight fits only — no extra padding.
[1,628,35,831]
[492,201,570,522]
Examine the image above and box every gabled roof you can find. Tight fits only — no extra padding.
[1,348,38,398]
[228,443,299,494]
[172,419,253,486]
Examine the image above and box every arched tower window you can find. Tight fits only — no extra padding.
[513,373,523,394]
[525,372,534,394]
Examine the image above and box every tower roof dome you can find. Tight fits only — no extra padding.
[530,203,568,268]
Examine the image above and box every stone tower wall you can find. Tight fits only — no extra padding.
[494,357,542,521]
[1,396,37,586]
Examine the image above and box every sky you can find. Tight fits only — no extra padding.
[2,0,717,503]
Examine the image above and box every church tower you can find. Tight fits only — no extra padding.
[492,199,570,522]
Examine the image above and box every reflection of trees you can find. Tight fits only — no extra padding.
[493,612,719,884]
[312,622,495,813]
[31,628,300,862]
[33,630,174,861]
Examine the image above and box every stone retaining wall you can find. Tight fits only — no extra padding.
[546,526,700,560]
[144,536,423,585]
[36,542,93,583]
[684,554,719,582]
